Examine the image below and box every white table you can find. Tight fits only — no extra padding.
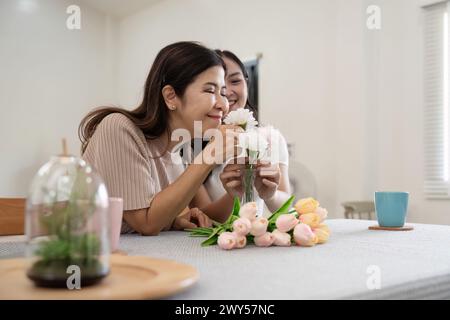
[1,219,450,299]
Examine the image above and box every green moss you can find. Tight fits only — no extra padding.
[29,168,107,287]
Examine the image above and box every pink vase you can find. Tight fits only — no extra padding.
[108,197,123,252]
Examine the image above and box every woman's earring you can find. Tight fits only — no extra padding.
[169,105,176,110]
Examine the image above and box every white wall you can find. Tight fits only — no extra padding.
[334,0,367,215]
[0,0,116,196]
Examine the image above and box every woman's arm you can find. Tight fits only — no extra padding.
[190,185,234,223]
[124,126,242,235]
[123,160,214,236]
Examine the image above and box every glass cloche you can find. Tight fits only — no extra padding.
[25,141,110,287]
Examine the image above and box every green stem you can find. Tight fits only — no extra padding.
[243,164,254,204]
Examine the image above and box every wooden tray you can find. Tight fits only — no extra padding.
[0,255,199,300]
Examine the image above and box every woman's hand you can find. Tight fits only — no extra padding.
[254,161,281,200]
[219,162,246,198]
[171,207,213,230]
[201,124,244,165]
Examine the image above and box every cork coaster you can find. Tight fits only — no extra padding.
[112,249,128,256]
[369,225,414,231]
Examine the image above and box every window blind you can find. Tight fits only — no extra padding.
[423,1,450,199]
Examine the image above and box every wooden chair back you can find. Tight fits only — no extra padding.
[0,198,25,235]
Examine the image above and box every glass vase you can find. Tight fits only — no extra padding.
[241,165,256,205]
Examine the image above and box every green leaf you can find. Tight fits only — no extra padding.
[200,225,230,246]
[187,230,206,235]
[186,227,215,239]
[211,226,224,238]
[223,197,241,226]
[194,227,214,231]
[267,222,277,233]
[201,235,219,247]
[189,234,210,238]
[268,195,295,222]
[246,234,255,245]
[275,195,295,214]
[186,227,213,233]
[232,196,241,217]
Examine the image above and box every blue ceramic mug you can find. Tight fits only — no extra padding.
[374,192,409,227]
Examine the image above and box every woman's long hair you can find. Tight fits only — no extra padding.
[79,41,225,154]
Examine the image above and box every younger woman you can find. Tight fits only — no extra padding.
[193,50,291,215]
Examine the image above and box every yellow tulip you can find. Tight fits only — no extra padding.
[299,212,321,228]
[313,228,329,244]
[294,197,320,215]
[316,223,330,233]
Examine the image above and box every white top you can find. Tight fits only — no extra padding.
[204,128,289,216]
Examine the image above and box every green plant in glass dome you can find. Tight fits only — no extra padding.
[26,140,109,287]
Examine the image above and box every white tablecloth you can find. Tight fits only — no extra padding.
[1,219,450,299]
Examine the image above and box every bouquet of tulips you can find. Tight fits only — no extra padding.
[188,196,330,250]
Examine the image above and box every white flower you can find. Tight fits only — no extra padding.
[257,126,280,163]
[239,128,269,163]
[223,109,258,131]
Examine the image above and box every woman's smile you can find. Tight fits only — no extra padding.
[207,113,223,123]
[227,98,239,111]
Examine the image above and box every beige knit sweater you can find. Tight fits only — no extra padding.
[83,113,185,233]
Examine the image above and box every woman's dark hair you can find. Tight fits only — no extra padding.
[79,41,225,154]
[214,49,257,118]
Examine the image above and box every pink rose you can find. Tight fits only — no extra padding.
[272,229,291,246]
[250,217,269,237]
[314,207,328,222]
[232,217,252,236]
[275,214,299,233]
[232,232,247,249]
[293,224,318,247]
[218,232,236,250]
[239,202,258,221]
[254,232,275,247]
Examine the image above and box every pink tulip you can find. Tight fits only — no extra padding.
[254,232,275,247]
[218,232,236,250]
[275,214,299,233]
[239,202,258,221]
[232,217,252,236]
[293,224,318,247]
[232,232,247,249]
[314,207,328,222]
[272,229,292,246]
[250,217,268,237]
